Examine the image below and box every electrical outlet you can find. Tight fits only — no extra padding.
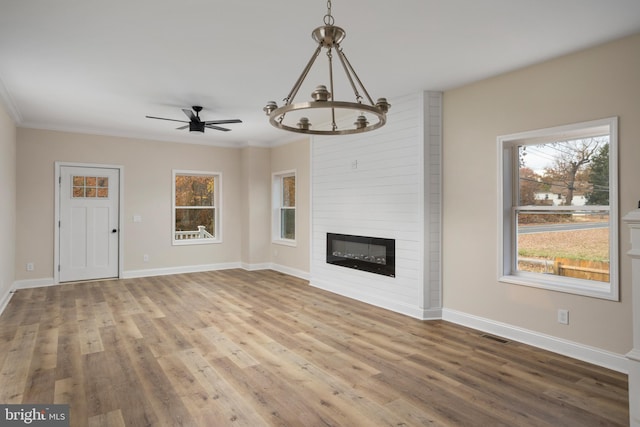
[557,309,569,325]
[143,254,149,262]
[26,262,34,272]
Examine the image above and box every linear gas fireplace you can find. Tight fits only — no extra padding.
[326,233,395,277]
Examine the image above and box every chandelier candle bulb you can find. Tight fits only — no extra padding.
[311,85,331,101]
[263,101,278,115]
[376,98,391,113]
[297,117,311,130]
[354,115,368,129]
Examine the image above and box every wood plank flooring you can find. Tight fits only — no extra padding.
[0,269,629,426]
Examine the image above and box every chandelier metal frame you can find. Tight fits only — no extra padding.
[264,0,390,135]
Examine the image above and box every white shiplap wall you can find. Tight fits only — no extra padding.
[310,91,442,319]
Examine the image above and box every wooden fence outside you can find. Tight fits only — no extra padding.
[554,257,610,283]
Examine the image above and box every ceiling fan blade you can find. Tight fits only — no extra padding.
[176,125,189,130]
[182,109,198,122]
[203,119,243,125]
[205,124,231,132]
[146,116,189,124]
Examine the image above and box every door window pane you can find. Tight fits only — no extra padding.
[72,176,109,198]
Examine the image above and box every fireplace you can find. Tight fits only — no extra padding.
[326,233,395,277]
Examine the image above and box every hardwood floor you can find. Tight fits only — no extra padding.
[0,270,629,426]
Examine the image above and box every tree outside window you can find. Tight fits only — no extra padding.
[173,170,221,245]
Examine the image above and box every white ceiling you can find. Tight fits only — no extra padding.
[1,1,639,147]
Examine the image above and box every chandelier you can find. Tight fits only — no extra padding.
[264,0,390,135]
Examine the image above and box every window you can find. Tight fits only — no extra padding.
[273,170,296,244]
[172,170,221,245]
[498,117,618,300]
[72,175,109,198]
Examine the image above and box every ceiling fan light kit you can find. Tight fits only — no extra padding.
[146,106,242,133]
[264,0,390,136]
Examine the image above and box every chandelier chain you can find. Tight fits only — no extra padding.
[326,47,337,130]
[324,0,334,26]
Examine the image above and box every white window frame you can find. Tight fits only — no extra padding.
[172,169,222,246]
[272,170,296,246]
[498,117,618,300]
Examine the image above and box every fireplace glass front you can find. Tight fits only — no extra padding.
[326,233,395,277]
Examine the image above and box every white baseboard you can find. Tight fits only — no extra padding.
[0,278,57,318]
[14,277,56,289]
[0,288,15,316]
[239,262,310,281]
[310,278,433,320]
[241,262,272,272]
[7,263,306,290]
[126,262,312,282]
[269,263,310,281]
[442,308,628,374]
[421,308,443,320]
[123,262,242,279]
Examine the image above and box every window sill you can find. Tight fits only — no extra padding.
[272,239,297,247]
[499,273,617,301]
[173,238,222,246]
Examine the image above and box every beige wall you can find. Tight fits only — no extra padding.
[0,102,16,300]
[14,128,312,283]
[270,139,310,275]
[442,33,640,354]
[15,129,243,279]
[240,146,271,267]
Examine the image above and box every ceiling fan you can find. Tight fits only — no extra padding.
[146,106,242,132]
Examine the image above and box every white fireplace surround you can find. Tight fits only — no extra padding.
[623,209,640,427]
[310,91,442,320]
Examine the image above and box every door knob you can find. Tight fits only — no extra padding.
[112,229,118,233]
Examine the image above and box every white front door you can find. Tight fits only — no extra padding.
[59,166,120,282]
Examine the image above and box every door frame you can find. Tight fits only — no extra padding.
[54,161,125,284]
